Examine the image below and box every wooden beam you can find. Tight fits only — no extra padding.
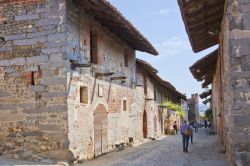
[95,72,114,77]
[71,63,93,68]
[111,76,126,80]
[145,98,154,101]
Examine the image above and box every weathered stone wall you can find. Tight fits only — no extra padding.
[220,0,250,165]
[0,0,69,160]
[129,86,145,143]
[66,0,138,159]
[212,56,224,144]
[135,68,164,138]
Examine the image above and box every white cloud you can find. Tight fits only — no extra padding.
[154,36,191,56]
[158,9,172,16]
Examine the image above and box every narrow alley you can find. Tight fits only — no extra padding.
[0,0,250,165]
[76,129,231,166]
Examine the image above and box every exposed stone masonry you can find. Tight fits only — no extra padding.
[0,0,185,162]
[212,0,250,165]
[0,0,69,161]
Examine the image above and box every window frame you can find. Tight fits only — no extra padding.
[80,86,88,105]
[122,99,127,111]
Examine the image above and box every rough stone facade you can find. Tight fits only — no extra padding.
[66,0,138,159]
[0,0,185,162]
[135,67,162,139]
[212,0,250,165]
[211,55,224,144]
[0,0,69,161]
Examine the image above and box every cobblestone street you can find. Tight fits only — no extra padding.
[77,129,231,166]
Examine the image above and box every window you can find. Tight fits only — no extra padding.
[98,84,103,97]
[31,71,35,85]
[90,30,98,64]
[124,53,128,67]
[80,86,88,104]
[123,100,127,111]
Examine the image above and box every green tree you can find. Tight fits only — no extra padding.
[160,101,185,119]
[205,108,213,121]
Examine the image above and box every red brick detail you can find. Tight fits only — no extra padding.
[21,71,42,85]
[94,104,108,157]
[107,88,132,113]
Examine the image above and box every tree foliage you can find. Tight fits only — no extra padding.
[205,108,213,121]
[160,101,185,119]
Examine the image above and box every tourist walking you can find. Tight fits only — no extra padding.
[180,120,192,152]
[173,121,178,134]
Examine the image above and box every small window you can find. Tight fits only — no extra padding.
[123,100,127,111]
[31,71,35,85]
[80,86,88,104]
[90,30,98,64]
[98,84,103,97]
[124,53,128,67]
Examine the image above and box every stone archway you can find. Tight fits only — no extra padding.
[143,110,147,138]
[94,104,108,157]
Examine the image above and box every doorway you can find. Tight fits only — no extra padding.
[94,104,108,157]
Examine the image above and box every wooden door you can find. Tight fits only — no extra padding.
[94,104,108,157]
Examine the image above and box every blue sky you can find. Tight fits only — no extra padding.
[109,0,216,102]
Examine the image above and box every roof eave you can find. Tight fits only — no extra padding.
[73,0,158,56]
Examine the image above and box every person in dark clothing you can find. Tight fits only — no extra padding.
[173,121,178,134]
[189,122,193,143]
[180,120,191,152]
[204,120,208,128]
[194,121,198,133]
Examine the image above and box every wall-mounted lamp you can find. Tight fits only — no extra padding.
[218,113,222,117]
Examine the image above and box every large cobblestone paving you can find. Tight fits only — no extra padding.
[77,129,232,166]
[0,129,231,166]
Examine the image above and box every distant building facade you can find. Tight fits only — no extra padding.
[187,94,199,123]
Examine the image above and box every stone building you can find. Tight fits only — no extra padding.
[136,59,186,136]
[0,0,185,162]
[187,93,199,123]
[181,99,189,122]
[178,0,250,165]
[0,0,158,161]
